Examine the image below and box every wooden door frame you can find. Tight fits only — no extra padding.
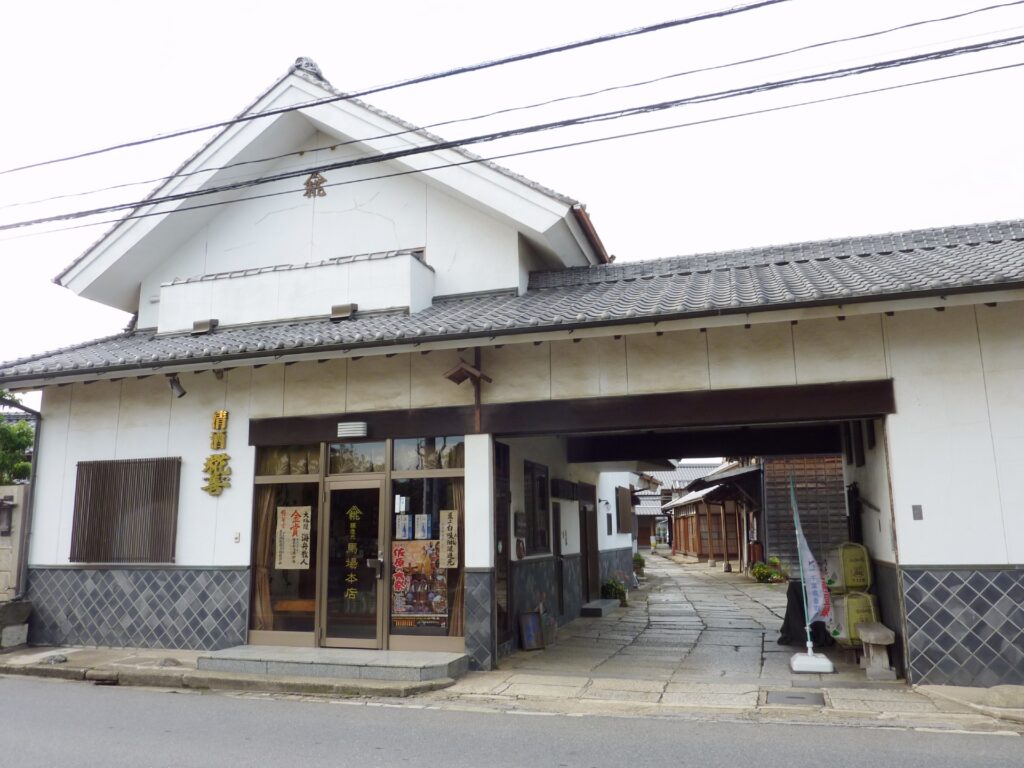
[319,477,388,649]
[578,482,600,602]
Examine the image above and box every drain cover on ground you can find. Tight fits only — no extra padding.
[765,690,825,706]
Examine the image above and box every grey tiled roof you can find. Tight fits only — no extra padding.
[635,465,722,496]
[5,218,1024,386]
[530,219,1024,289]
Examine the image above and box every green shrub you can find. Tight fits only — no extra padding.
[601,578,627,600]
[752,560,788,583]
[633,553,645,567]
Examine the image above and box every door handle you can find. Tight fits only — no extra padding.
[366,557,383,580]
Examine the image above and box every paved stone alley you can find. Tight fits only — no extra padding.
[424,553,1013,730]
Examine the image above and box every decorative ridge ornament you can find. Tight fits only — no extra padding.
[293,57,327,82]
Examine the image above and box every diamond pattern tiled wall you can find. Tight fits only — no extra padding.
[561,555,582,624]
[903,568,1024,686]
[464,570,495,671]
[599,547,634,586]
[28,567,249,650]
[510,557,555,648]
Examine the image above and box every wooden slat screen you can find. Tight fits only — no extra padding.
[70,457,181,563]
[616,486,633,534]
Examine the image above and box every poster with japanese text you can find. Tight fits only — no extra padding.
[391,540,447,628]
[439,509,459,569]
[275,506,312,570]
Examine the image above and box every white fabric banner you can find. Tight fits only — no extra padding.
[790,481,831,624]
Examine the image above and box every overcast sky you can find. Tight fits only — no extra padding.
[2,0,1023,390]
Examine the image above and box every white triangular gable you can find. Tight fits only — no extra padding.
[59,61,606,325]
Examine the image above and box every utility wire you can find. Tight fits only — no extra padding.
[3,33,1022,233]
[0,0,789,177]
[6,59,1019,246]
[7,0,1021,213]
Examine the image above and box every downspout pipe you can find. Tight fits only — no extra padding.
[2,396,41,601]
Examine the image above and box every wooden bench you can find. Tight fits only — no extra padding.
[855,621,896,680]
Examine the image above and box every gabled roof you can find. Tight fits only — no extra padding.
[4,217,1024,387]
[56,58,607,311]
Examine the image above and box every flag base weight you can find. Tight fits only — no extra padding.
[790,651,835,674]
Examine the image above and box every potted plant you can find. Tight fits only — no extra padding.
[633,552,646,577]
[601,576,628,607]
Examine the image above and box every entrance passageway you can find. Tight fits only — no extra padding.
[500,553,865,684]
[427,553,979,718]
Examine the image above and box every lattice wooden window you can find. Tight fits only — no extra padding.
[69,457,181,563]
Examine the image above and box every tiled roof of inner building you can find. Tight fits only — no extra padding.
[4,219,1024,385]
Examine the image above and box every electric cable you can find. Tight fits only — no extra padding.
[6,0,1021,213]
[0,0,789,177]
[2,33,1021,233]
[6,58,1018,246]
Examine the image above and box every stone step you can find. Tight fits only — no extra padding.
[197,645,468,682]
[580,599,622,617]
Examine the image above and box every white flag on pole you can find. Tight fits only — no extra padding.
[791,481,831,624]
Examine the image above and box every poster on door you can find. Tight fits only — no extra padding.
[391,540,447,629]
[275,506,312,569]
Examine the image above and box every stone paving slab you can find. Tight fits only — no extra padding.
[503,683,587,698]
[582,688,664,703]
[587,677,667,693]
[660,691,759,708]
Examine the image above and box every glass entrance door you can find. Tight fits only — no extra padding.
[321,480,387,648]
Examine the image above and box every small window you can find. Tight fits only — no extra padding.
[328,441,386,473]
[393,436,464,471]
[522,461,549,556]
[69,458,181,563]
[256,445,320,476]
[615,486,633,534]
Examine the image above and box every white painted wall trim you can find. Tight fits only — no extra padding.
[464,434,494,569]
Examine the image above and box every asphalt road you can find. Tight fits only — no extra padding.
[1,676,1020,768]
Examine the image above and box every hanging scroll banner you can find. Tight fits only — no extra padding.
[439,509,459,569]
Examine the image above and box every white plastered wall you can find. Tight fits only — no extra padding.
[30,371,256,568]
[480,317,889,404]
[137,131,520,329]
[884,303,1024,566]
[596,472,635,553]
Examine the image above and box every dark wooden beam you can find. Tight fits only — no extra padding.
[482,380,894,436]
[249,405,475,446]
[566,425,841,462]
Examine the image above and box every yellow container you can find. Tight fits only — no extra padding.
[827,591,877,646]
[824,542,871,594]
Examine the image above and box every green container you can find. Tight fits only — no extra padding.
[824,542,871,594]
[827,591,877,646]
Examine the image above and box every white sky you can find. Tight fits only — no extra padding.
[2,0,1023,395]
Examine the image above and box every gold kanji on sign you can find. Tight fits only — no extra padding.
[201,452,232,496]
[303,171,327,198]
[212,410,229,431]
[210,432,227,451]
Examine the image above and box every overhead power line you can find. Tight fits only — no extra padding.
[6,0,1021,215]
[0,0,790,177]
[6,59,1019,246]
[3,33,1022,233]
